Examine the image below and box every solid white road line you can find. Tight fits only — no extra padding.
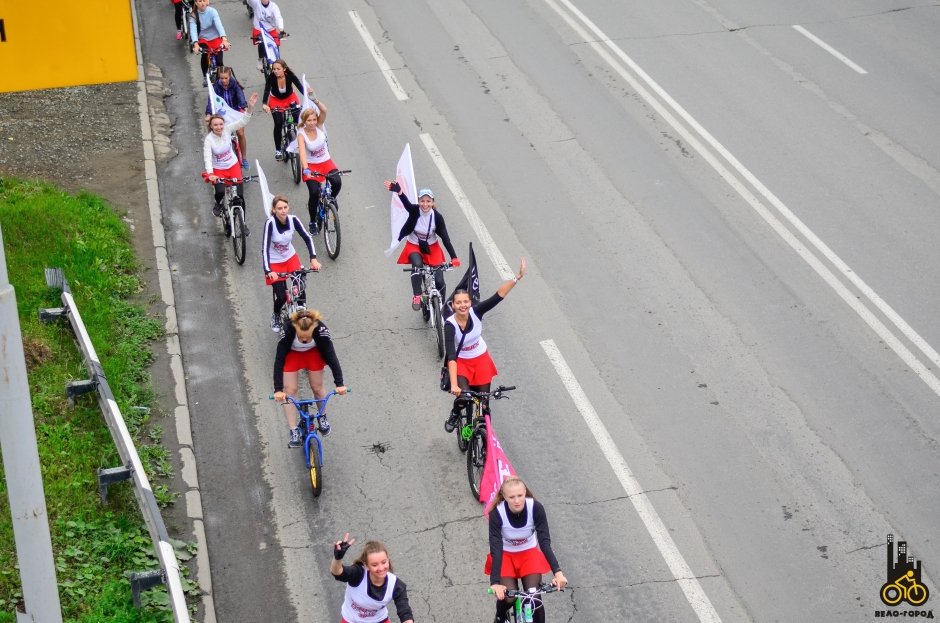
[540,340,723,623]
[348,10,409,101]
[543,0,940,399]
[419,133,514,279]
[793,25,868,75]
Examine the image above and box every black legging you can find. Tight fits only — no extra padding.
[305,173,342,223]
[212,181,242,205]
[494,574,546,623]
[271,106,299,151]
[452,376,490,420]
[271,273,306,316]
[174,2,185,29]
[409,252,445,298]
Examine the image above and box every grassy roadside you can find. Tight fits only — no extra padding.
[0,178,193,621]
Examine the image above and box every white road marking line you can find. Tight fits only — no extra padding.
[540,340,723,623]
[348,10,409,101]
[793,25,868,75]
[419,133,514,279]
[544,0,940,399]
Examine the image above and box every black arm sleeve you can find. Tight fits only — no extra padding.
[488,507,505,584]
[392,579,414,622]
[291,215,316,258]
[533,501,561,573]
[273,325,295,391]
[333,563,365,583]
[396,193,420,241]
[433,210,458,259]
[288,72,304,95]
[473,293,504,319]
[262,73,274,104]
[444,321,458,363]
[312,323,344,386]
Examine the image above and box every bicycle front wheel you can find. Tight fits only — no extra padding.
[431,294,445,359]
[288,134,301,184]
[308,436,323,497]
[232,207,247,265]
[323,199,341,259]
[467,426,487,499]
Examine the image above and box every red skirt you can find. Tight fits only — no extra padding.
[484,548,551,579]
[265,253,301,285]
[212,160,243,182]
[284,348,325,373]
[456,351,498,385]
[397,240,446,266]
[198,37,225,53]
[251,27,281,46]
[302,159,339,182]
[268,92,300,111]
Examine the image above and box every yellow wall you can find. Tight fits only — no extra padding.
[0,0,137,93]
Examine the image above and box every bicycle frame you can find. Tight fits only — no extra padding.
[500,584,560,622]
[283,392,338,468]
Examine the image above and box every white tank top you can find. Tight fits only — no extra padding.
[291,333,317,352]
[447,308,487,359]
[302,127,330,164]
[340,570,398,623]
[406,210,439,246]
[266,216,296,264]
[497,498,538,552]
[211,136,238,170]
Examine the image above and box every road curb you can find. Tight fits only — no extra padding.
[129,0,217,620]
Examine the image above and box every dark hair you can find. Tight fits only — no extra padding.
[450,289,470,303]
[272,59,292,76]
[270,193,290,215]
[354,541,394,572]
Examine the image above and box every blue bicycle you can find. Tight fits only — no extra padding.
[271,390,347,497]
[306,169,351,260]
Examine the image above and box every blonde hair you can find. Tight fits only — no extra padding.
[354,541,394,573]
[290,308,322,332]
[300,107,319,125]
[206,114,225,129]
[270,194,289,215]
[485,475,535,516]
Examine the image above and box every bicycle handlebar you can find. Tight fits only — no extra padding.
[488,583,561,598]
[305,169,352,179]
[252,31,289,43]
[205,175,259,185]
[459,385,516,400]
[402,262,453,273]
[275,267,319,277]
[269,389,350,405]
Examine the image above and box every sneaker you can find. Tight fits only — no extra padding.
[212,202,222,217]
[318,414,331,436]
[176,30,183,41]
[257,59,264,72]
[241,159,249,171]
[288,427,301,448]
[270,313,282,332]
[412,295,422,310]
[274,150,284,161]
[444,411,460,433]
[308,220,319,235]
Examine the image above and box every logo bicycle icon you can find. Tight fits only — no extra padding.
[880,534,930,607]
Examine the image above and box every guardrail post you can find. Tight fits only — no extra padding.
[0,226,64,622]
[128,569,166,607]
[97,464,135,503]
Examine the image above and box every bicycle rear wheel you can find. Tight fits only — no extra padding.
[431,294,445,359]
[288,131,301,184]
[323,199,341,259]
[232,207,247,265]
[307,436,323,497]
[467,426,487,499]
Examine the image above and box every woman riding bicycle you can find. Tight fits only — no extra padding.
[170,0,189,41]
[205,67,250,170]
[189,0,229,76]
[262,194,321,332]
[383,181,460,309]
[202,92,258,216]
[444,258,525,432]
[261,59,311,161]
[273,309,345,448]
[298,104,344,234]
[331,533,415,623]
[247,0,285,69]
[487,476,567,623]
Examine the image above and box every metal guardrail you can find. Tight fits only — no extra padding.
[40,268,190,622]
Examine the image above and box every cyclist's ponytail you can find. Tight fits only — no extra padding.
[291,308,322,331]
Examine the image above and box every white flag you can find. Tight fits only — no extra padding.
[260,28,279,63]
[255,159,275,215]
[207,73,245,124]
[300,74,319,116]
[385,143,416,257]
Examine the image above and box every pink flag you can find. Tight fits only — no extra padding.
[480,414,516,514]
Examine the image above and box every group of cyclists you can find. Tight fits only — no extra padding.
[172,0,567,620]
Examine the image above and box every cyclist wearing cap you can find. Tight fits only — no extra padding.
[383,180,460,309]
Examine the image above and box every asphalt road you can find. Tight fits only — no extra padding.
[139,0,940,621]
